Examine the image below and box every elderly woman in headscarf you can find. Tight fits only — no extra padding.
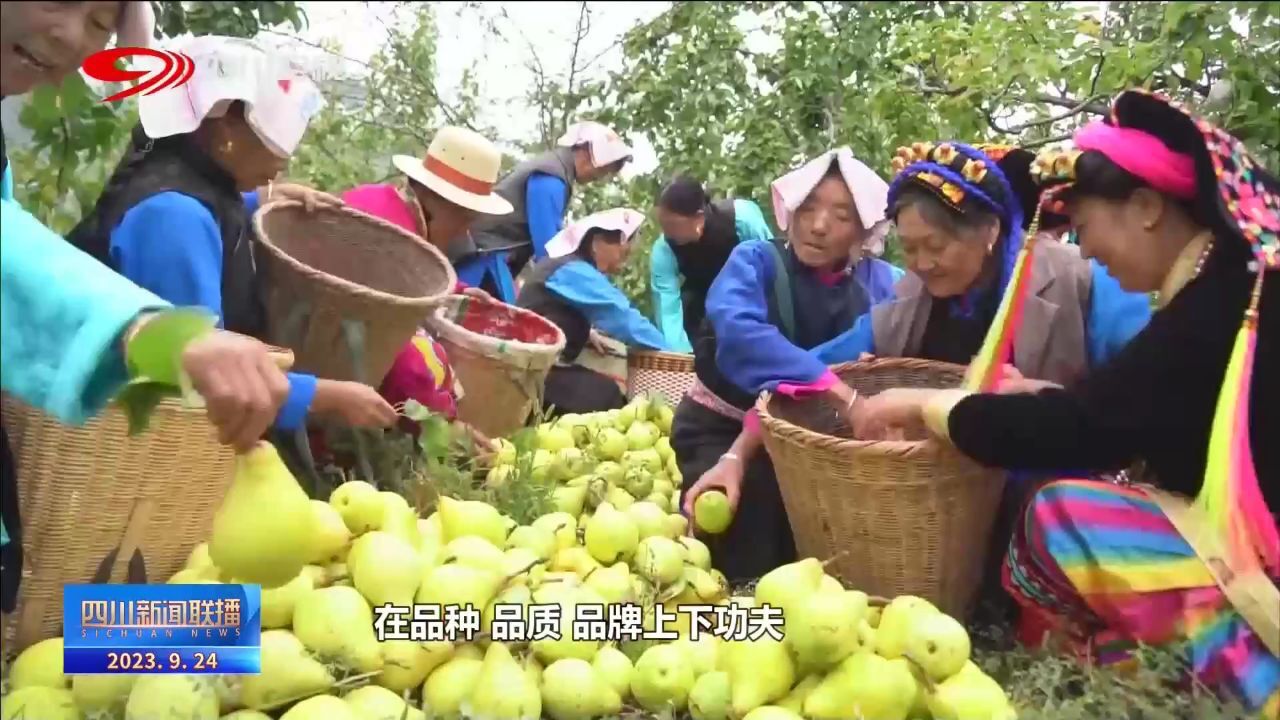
[454,121,633,302]
[855,90,1279,716]
[814,143,1152,385]
[674,148,904,583]
[66,35,397,435]
[517,208,670,415]
[1,3,296,613]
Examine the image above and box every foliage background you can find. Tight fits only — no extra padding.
[7,1,1278,321]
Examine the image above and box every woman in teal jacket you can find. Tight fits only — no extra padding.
[1,0,293,613]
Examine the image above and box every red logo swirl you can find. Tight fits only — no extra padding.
[81,47,195,102]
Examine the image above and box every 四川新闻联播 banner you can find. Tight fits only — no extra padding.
[62,583,261,674]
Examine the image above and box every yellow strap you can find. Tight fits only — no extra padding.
[1144,485,1280,657]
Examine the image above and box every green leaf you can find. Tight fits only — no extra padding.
[124,308,219,385]
[114,378,179,436]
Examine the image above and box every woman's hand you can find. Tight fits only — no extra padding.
[460,285,493,301]
[996,364,1064,394]
[825,380,862,432]
[681,455,745,528]
[180,331,292,452]
[264,182,343,212]
[312,380,398,428]
[587,329,619,356]
[851,387,938,440]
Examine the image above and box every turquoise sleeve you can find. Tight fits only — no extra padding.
[1085,259,1153,367]
[1,198,170,425]
[811,313,876,364]
[649,236,692,353]
[732,199,775,243]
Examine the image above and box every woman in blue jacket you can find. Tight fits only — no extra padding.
[1,1,297,613]
[66,35,397,435]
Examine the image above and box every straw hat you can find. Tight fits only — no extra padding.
[393,127,514,216]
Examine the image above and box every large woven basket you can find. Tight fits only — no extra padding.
[757,358,1008,620]
[253,200,456,385]
[626,350,695,405]
[0,348,293,652]
[427,295,566,439]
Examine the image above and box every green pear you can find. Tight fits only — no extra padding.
[905,611,972,681]
[804,652,917,720]
[436,496,510,546]
[308,500,352,563]
[348,531,422,607]
[819,574,844,594]
[343,684,427,720]
[627,501,669,538]
[418,562,507,612]
[584,502,640,564]
[678,536,712,570]
[688,671,732,720]
[124,675,220,720]
[630,643,696,712]
[633,536,686,586]
[261,570,315,629]
[777,674,822,714]
[593,460,626,486]
[624,447,665,475]
[532,512,580,550]
[876,595,940,659]
[464,642,542,720]
[653,477,676,497]
[594,428,628,461]
[538,423,576,452]
[1,687,78,720]
[614,402,641,431]
[626,422,661,451]
[222,711,273,720]
[8,637,65,690]
[655,434,674,463]
[483,583,533,637]
[540,658,622,720]
[742,707,805,720]
[503,548,547,586]
[592,646,634,698]
[787,590,869,670]
[644,492,672,512]
[752,558,825,630]
[605,485,637,510]
[422,655,484,719]
[168,567,218,584]
[585,562,635,604]
[442,536,507,573]
[558,446,591,478]
[70,674,135,717]
[531,594,603,664]
[494,438,518,464]
[376,639,453,693]
[694,491,733,534]
[552,484,591,517]
[292,586,383,674]
[623,466,655,497]
[486,464,517,487]
[663,513,689,538]
[506,524,558,561]
[725,637,795,716]
[682,566,729,603]
[329,479,384,534]
[279,694,359,720]
[855,618,878,654]
[675,634,721,676]
[926,666,1017,720]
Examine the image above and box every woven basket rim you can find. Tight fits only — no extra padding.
[626,349,694,366]
[252,199,457,308]
[429,294,567,356]
[756,357,971,459]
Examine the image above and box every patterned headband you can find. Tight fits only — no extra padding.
[888,142,1019,222]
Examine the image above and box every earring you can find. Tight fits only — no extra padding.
[222,141,235,155]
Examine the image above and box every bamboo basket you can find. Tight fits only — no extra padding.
[253,200,456,385]
[626,350,696,405]
[427,294,566,439]
[0,348,294,652]
[757,358,1008,620]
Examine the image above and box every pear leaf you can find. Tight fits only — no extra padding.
[115,377,179,435]
[125,308,219,386]
[400,398,434,423]
[417,412,453,463]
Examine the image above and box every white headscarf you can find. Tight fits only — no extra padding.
[770,147,892,256]
[137,36,325,158]
[557,121,633,169]
[545,207,645,259]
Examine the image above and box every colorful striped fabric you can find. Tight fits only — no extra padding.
[1003,478,1280,715]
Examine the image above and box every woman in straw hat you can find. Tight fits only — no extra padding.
[66,35,399,435]
[675,148,903,583]
[856,89,1279,715]
[455,120,633,302]
[0,3,297,612]
[342,126,515,446]
[518,207,670,415]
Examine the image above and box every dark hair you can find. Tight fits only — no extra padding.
[657,175,708,216]
[890,183,1000,239]
[574,227,625,263]
[1064,150,1210,226]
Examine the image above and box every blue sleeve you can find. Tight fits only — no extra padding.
[242,190,260,216]
[545,261,668,350]
[526,174,568,260]
[649,237,693,352]
[812,313,876,364]
[732,199,774,243]
[706,241,830,393]
[276,372,317,431]
[1,197,169,425]
[110,192,226,321]
[855,257,904,305]
[1085,259,1152,367]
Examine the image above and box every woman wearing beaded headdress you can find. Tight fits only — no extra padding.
[813,142,1152,387]
[855,89,1279,715]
